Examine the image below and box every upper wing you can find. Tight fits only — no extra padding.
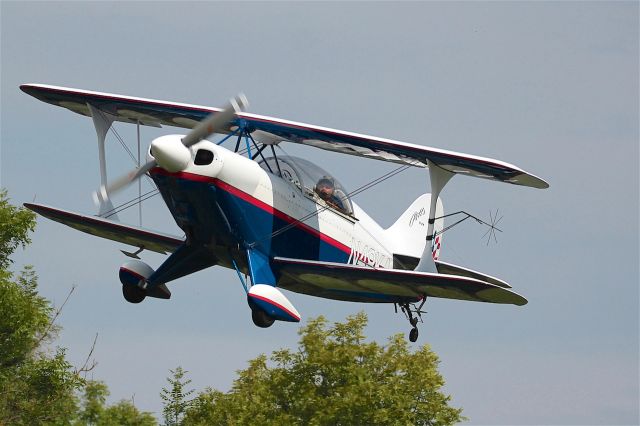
[273,257,527,306]
[21,83,548,189]
[24,203,183,254]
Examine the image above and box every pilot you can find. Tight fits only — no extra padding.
[315,176,345,212]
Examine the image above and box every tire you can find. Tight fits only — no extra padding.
[251,309,275,328]
[409,327,419,342]
[122,284,146,304]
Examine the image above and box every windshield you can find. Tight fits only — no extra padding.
[259,156,353,215]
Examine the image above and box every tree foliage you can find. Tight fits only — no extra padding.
[77,380,156,426]
[0,189,36,270]
[0,190,156,425]
[0,192,83,424]
[183,313,464,426]
[161,367,194,426]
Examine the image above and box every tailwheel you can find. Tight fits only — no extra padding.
[122,285,146,304]
[251,308,275,328]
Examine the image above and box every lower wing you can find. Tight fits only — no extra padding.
[273,257,527,305]
[23,203,183,255]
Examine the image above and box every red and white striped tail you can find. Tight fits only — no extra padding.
[431,234,442,261]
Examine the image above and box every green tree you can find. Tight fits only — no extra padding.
[0,191,83,424]
[0,190,155,425]
[77,380,156,426]
[77,380,109,425]
[100,400,157,426]
[0,189,36,270]
[183,312,465,426]
[161,367,194,426]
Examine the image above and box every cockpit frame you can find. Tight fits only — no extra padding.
[258,155,355,218]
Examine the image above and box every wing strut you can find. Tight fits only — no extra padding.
[414,161,454,273]
[87,103,119,219]
[136,120,142,227]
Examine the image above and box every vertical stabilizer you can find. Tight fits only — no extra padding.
[385,194,444,263]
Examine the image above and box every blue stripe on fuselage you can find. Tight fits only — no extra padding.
[152,174,350,265]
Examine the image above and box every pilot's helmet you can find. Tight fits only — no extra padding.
[316,176,335,190]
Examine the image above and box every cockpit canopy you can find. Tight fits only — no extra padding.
[259,156,353,215]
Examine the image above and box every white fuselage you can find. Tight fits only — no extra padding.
[153,137,421,269]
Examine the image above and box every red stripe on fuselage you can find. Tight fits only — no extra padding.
[120,267,145,282]
[150,168,352,255]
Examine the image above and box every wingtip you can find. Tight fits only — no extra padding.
[19,83,49,98]
[22,202,44,215]
[513,172,550,189]
[19,83,34,94]
[532,174,550,189]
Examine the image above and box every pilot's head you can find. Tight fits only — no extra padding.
[315,176,335,201]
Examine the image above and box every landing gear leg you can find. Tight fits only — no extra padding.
[398,298,427,342]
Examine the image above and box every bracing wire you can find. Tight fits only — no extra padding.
[249,150,413,247]
[102,188,159,219]
[96,116,159,219]
[242,140,503,248]
[109,125,155,187]
[110,126,138,165]
[91,112,157,220]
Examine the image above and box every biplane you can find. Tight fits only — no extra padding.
[20,84,548,342]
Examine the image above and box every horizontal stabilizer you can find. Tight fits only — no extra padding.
[24,203,183,254]
[435,260,512,288]
[273,257,527,306]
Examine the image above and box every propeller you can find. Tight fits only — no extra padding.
[93,94,248,209]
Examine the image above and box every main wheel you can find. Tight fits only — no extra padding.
[409,327,419,342]
[252,309,275,328]
[122,284,146,304]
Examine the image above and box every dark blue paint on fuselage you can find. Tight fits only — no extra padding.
[151,174,350,268]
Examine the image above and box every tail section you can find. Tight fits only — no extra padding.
[385,194,444,262]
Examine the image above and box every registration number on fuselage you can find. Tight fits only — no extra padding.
[347,238,392,269]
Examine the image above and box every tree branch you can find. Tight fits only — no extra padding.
[34,285,76,349]
[76,332,99,377]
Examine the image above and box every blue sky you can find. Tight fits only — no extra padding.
[1,2,638,424]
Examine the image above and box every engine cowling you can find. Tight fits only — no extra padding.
[248,284,301,323]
